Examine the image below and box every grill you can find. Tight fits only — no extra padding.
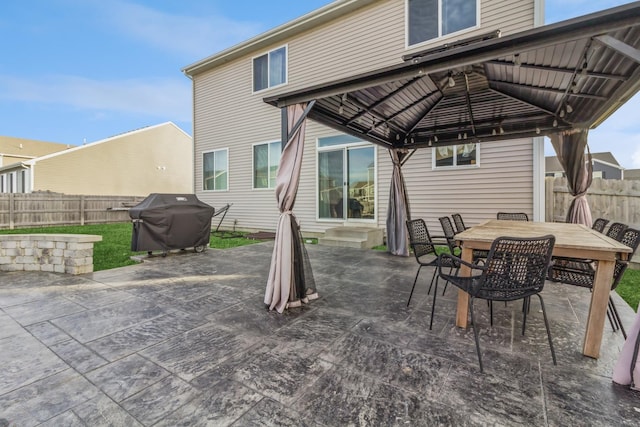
[129,193,214,256]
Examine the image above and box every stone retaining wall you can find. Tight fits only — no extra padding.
[0,234,102,274]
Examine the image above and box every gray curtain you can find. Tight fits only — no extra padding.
[386,148,410,256]
[265,103,317,313]
[550,129,593,226]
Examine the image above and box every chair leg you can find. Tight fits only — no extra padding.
[606,302,619,332]
[428,268,438,295]
[489,300,494,326]
[429,276,439,331]
[441,266,455,296]
[536,294,557,366]
[469,297,483,373]
[407,265,422,307]
[521,297,530,336]
[608,297,627,340]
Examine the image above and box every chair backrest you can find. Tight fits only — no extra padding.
[406,219,437,259]
[452,213,467,233]
[609,229,640,291]
[439,216,460,254]
[497,212,529,221]
[592,218,609,233]
[606,222,627,241]
[478,235,555,300]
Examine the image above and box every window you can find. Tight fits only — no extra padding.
[408,0,478,46]
[433,143,479,168]
[203,149,228,191]
[253,141,281,189]
[253,46,287,92]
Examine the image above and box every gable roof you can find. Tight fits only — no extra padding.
[0,122,189,173]
[545,152,623,172]
[182,0,377,76]
[265,2,640,150]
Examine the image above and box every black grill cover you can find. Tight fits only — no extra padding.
[129,194,214,252]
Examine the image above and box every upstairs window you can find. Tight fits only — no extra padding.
[408,0,478,46]
[253,46,287,92]
[433,143,479,168]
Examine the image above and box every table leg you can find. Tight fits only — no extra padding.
[583,259,615,358]
[455,247,473,328]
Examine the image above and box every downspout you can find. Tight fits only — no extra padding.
[532,0,546,221]
[182,70,197,195]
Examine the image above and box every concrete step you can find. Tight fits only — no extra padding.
[318,226,384,249]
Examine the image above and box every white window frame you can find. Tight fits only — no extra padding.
[405,0,480,48]
[251,45,288,93]
[252,140,281,190]
[202,148,229,192]
[432,143,480,169]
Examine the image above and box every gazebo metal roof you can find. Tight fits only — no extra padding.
[264,2,640,150]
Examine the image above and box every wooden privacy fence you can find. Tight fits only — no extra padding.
[545,177,640,228]
[0,193,145,230]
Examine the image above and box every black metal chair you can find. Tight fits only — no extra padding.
[452,213,468,233]
[605,222,627,241]
[438,216,488,294]
[406,219,455,312]
[549,228,640,339]
[497,212,529,221]
[435,235,557,372]
[592,218,609,233]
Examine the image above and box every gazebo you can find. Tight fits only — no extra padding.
[263,2,640,311]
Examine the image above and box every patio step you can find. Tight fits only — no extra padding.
[318,226,384,249]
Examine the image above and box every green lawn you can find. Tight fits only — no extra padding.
[616,268,640,312]
[0,222,261,272]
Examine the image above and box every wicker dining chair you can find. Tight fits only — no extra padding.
[605,222,627,241]
[435,234,557,372]
[592,218,610,233]
[405,219,455,315]
[496,212,529,221]
[549,227,640,339]
[452,213,468,234]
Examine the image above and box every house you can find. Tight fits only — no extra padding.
[624,169,640,180]
[0,122,193,196]
[181,0,551,236]
[545,152,625,180]
[0,136,69,168]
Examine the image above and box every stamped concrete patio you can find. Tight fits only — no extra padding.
[1,241,639,426]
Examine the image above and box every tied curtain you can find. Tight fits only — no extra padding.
[386,148,410,256]
[550,129,593,226]
[265,103,318,313]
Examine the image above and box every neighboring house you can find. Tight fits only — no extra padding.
[0,136,69,168]
[624,169,640,180]
[183,0,546,234]
[545,152,625,179]
[0,122,193,196]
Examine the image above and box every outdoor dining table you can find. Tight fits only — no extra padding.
[454,219,632,359]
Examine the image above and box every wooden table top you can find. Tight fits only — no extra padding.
[455,220,631,258]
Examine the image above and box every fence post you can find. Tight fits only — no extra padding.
[545,177,554,222]
[9,193,14,229]
[80,195,85,226]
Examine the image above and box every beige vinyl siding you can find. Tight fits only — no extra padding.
[481,0,536,35]
[393,138,534,232]
[31,124,192,197]
[192,0,539,234]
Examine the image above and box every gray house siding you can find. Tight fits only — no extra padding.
[188,0,540,234]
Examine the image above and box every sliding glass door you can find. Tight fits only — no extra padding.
[318,136,375,222]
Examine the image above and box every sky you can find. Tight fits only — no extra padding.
[1,0,638,167]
